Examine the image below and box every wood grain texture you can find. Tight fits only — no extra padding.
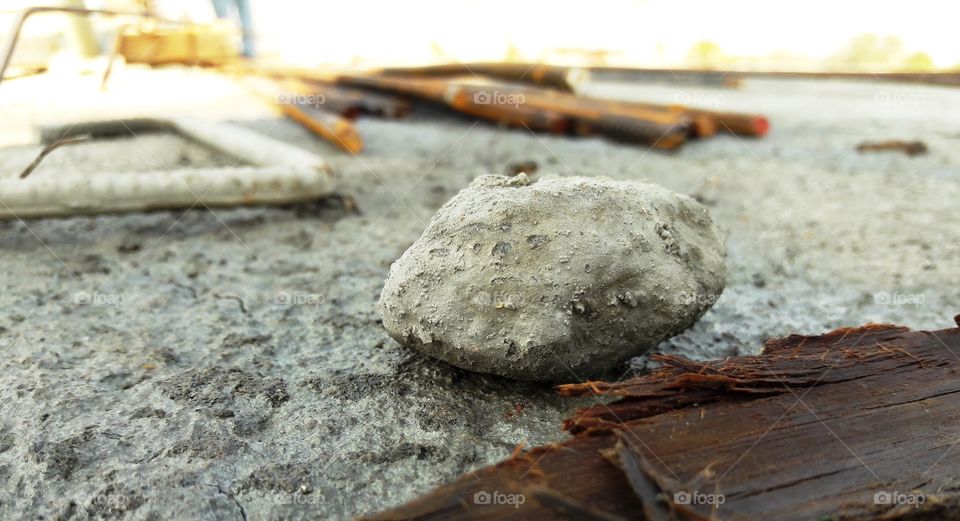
[363,317,960,521]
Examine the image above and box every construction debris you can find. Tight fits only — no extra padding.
[2,118,333,220]
[856,139,928,156]
[113,23,239,67]
[589,67,960,89]
[378,174,726,381]
[295,81,411,119]
[18,134,89,179]
[228,62,771,151]
[243,76,364,153]
[343,74,769,146]
[0,7,242,92]
[365,316,960,520]
[40,118,330,173]
[378,62,589,92]
[590,67,742,88]
[337,74,691,149]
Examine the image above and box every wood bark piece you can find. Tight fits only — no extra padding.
[362,316,960,521]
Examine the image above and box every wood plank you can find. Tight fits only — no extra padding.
[363,317,960,520]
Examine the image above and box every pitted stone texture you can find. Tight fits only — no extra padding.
[378,174,726,381]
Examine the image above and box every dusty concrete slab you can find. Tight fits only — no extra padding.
[0,71,958,520]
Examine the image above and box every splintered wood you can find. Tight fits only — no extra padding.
[364,316,960,521]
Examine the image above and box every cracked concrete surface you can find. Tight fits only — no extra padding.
[0,69,959,520]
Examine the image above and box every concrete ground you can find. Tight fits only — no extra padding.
[0,67,958,520]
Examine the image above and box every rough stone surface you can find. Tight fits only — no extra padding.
[378,174,726,380]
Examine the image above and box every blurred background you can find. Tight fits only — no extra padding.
[3,0,957,71]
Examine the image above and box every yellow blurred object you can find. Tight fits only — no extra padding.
[116,22,239,66]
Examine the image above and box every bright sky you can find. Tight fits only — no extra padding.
[5,0,957,68]
[243,0,958,68]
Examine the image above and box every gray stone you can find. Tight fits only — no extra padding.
[378,174,727,381]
